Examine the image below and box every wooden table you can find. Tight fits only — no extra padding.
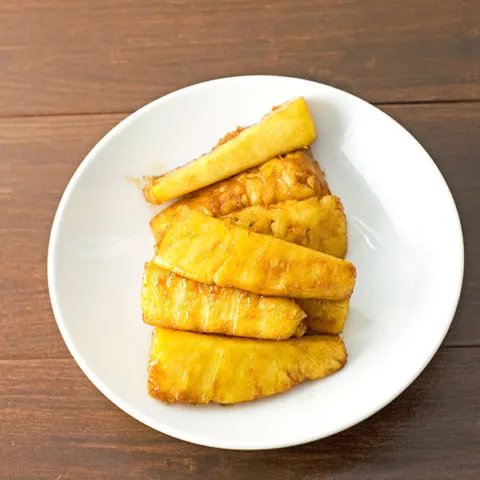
[1,1,479,478]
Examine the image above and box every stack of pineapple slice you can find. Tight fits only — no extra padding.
[141,98,356,404]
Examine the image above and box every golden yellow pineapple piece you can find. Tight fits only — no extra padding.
[153,207,356,300]
[148,328,347,404]
[142,262,306,339]
[150,149,329,243]
[297,298,350,335]
[144,98,317,204]
[221,196,347,259]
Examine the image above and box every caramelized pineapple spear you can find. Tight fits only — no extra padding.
[144,97,316,204]
[153,207,356,300]
[221,196,347,259]
[148,328,347,404]
[142,262,306,339]
[150,149,329,243]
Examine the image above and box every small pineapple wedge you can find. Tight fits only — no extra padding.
[148,328,347,404]
[150,149,330,243]
[144,97,317,204]
[297,298,350,335]
[153,207,356,300]
[142,262,306,339]
[221,196,347,259]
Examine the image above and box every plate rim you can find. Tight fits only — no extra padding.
[47,75,464,450]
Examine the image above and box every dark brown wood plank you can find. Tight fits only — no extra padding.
[0,103,479,360]
[0,0,479,116]
[0,347,478,479]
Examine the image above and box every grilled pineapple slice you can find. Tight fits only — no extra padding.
[142,262,306,339]
[150,149,329,243]
[221,196,347,258]
[153,207,356,300]
[144,97,316,204]
[148,328,347,404]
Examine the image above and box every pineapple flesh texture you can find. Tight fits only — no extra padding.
[220,196,347,259]
[297,298,349,335]
[150,149,330,243]
[153,207,356,300]
[144,98,317,204]
[148,327,347,404]
[142,262,306,339]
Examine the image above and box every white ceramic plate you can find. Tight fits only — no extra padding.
[48,76,463,450]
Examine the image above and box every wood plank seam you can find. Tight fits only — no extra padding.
[1,99,480,121]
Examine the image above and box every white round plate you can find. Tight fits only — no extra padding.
[48,76,463,450]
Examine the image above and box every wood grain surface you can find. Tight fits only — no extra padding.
[1,0,479,478]
[1,0,479,116]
